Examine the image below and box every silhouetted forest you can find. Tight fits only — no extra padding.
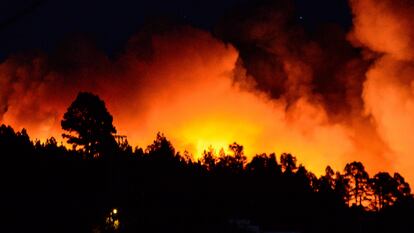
[2,92,414,233]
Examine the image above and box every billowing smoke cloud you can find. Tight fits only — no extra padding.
[349,0,414,182]
[214,0,392,174]
[0,0,413,182]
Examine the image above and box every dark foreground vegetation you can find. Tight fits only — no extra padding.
[2,92,414,233]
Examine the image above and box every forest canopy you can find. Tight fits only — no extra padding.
[2,92,414,233]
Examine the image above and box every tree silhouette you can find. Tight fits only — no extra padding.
[202,146,217,171]
[61,92,117,159]
[334,171,350,205]
[296,164,318,191]
[280,153,297,174]
[145,132,176,158]
[216,142,246,174]
[246,153,280,176]
[371,172,398,210]
[228,142,247,171]
[145,132,180,169]
[394,173,411,199]
[344,161,370,207]
[319,166,336,193]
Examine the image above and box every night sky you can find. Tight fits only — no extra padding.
[0,0,351,61]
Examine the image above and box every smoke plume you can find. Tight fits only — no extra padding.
[349,0,414,182]
[1,0,414,182]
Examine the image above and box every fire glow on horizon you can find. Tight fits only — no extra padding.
[2,0,414,183]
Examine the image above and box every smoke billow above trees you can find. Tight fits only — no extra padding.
[1,0,414,184]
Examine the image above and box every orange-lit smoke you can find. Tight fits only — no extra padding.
[0,0,413,183]
[349,0,414,183]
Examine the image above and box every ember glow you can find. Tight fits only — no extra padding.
[1,0,414,182]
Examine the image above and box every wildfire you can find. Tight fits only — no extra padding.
[2,0,414,183]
